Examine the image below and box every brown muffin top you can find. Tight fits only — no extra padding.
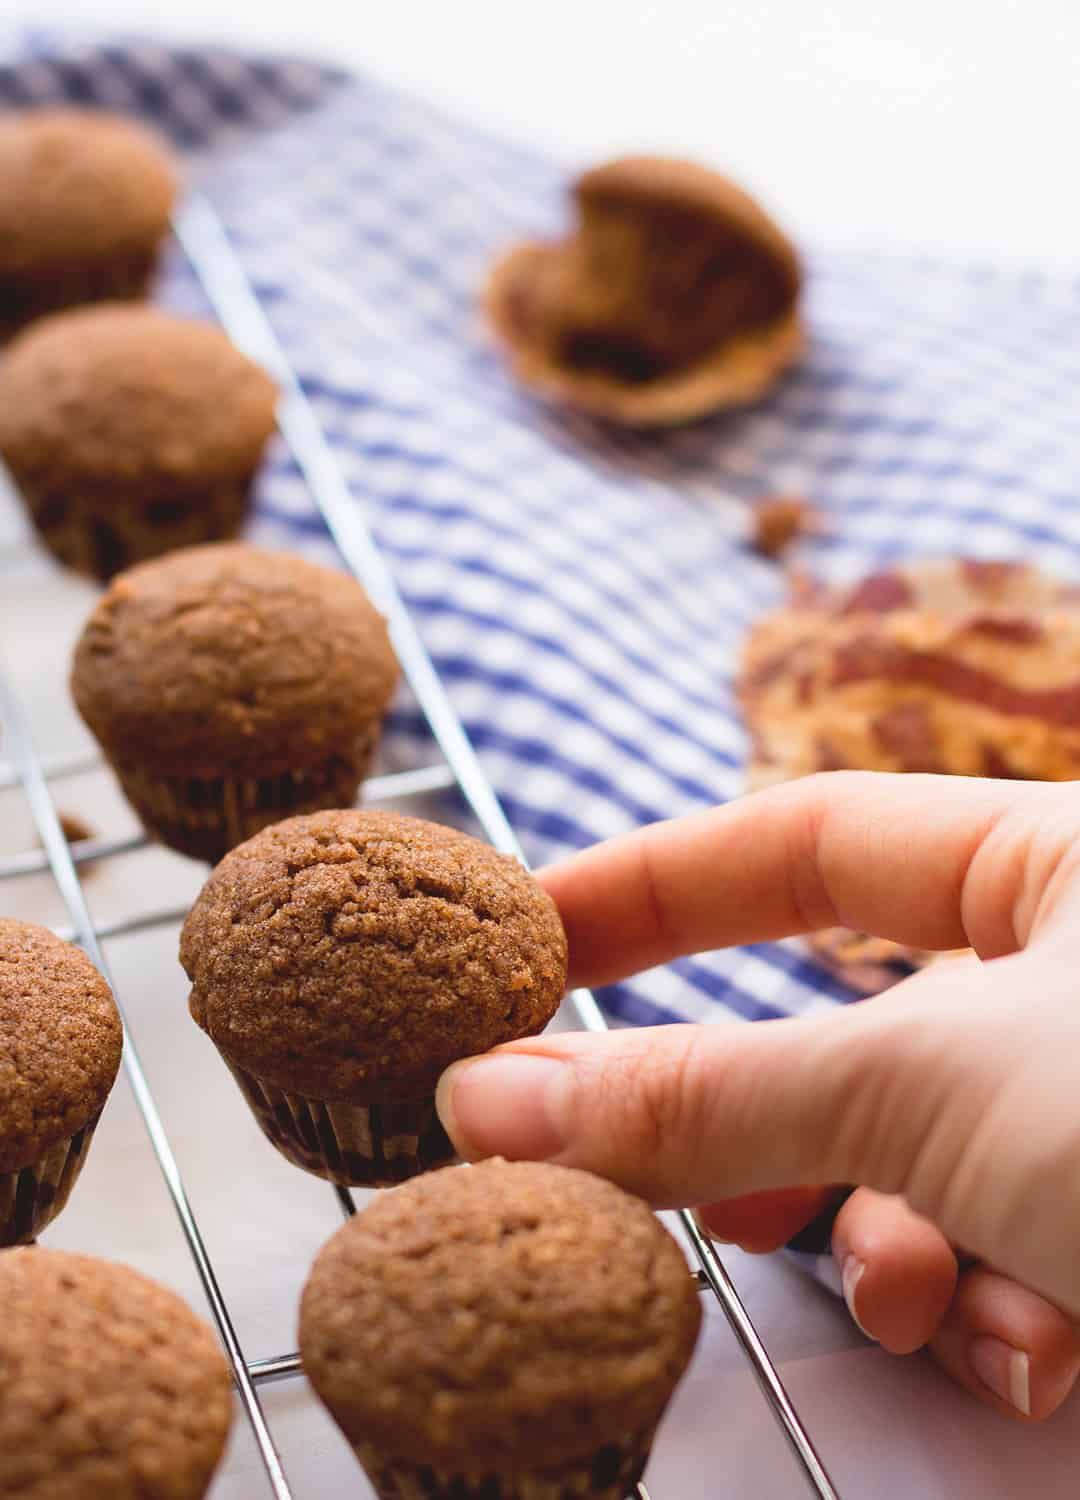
[181,810,567,1101]
[71,543,398,778]
[0,109,177,276]
[0,304,277,490]
[300,1159,702,1470]
[0,919,122,1174]
[0,1248,232,1500]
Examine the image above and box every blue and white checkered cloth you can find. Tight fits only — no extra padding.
[4,36,1080,1035]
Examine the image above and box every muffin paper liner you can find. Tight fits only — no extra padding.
[225,1063,457,1188]
[109,726,378,863]
[0,247,160,342]
[0,1113,102,1246]
[351,1427,655,1500]
[21,469,254,582]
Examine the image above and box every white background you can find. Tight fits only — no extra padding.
[16,0,1080,265]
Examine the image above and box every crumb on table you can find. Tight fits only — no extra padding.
[751,495,817,558]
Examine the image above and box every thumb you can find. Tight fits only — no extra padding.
[435,983,953,1207]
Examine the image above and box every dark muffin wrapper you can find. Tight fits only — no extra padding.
[0,247,160,342]
[0,1113,102,1246]
[352,1427,655,1500]
[108,727,379,863]
[20,468,253,582]
[226,1063,457,1188]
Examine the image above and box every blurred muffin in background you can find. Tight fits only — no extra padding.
[487,155,802,426]
[0,305,277,579]
[0,109,177,339]
[738,558,1080,989]
[71,544,398,862]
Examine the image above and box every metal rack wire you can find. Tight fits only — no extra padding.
[0,194,840,1500]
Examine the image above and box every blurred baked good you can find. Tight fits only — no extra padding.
[0,304,277,579]
[0,108,176,339]
[739,558,1080,988]
[72,543,398,862]
[486,155,802,425]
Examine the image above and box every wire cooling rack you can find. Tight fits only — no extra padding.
[0,194,840,1500]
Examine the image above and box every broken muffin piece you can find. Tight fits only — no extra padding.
[738,558,1080,990]
[486,155,803,426]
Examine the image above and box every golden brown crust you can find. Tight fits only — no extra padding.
[180,810,567,1101]
[738,559,1080,989]
[72,542,397,779]
[0,304,276,491]
[0,919,122,1174]
[0,1248,232,1500]
[299,1159,701,1470]
[739,559,1080,788]
[0,110,176,277]
[485,154,802,425]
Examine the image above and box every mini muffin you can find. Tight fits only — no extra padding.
[180,811,567,1185]
[486,155,802,425]
[0,108,177,339]
[739,558,1080,988]
[0,304,277,579]
[71,543,398,862]
[0,1248,232,1499]
[300,1159,702,1500]
[0,918,122,1245]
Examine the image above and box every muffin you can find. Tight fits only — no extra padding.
[0,919,122,1245]
[0,1248,232,1499]
[180,810,567,1185]
[0,304,278,579]
[300,1159,703,1500]
[71,543,398,862]
[0,108,177,339]
[739,557,1080,988]
[486,155,802,425]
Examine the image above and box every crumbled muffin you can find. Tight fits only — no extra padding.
[487,155,802,425]
[739,558,1080,988]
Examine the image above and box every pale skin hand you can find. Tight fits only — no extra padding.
[436,772,1080,1422]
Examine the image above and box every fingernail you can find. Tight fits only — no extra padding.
[841,1255,875,1341]
[435,1053,571,1162]
[969,1337,1031,1415]
[692,1207,735,1244]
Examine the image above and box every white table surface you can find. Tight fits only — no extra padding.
[2,6,1079,1499]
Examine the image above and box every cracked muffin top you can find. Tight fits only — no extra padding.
[71,543,397,779]
[0,1248,232,1500]
[299,1158,702,1470]
[0,918,122,1174]
[180,810,567,1101]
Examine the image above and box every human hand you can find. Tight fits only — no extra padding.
[436,772,1080,1421]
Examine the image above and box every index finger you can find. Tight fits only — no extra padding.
[538,770,1069,989]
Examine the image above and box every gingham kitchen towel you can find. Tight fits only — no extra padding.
[4,35,1080,1036]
